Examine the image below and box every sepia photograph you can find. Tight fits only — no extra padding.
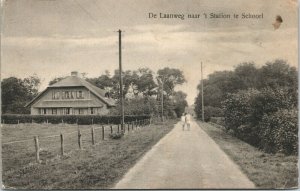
[1,0,298,189]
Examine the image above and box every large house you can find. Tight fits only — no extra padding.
[26,71,115,115]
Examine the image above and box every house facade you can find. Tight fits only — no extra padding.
[26,72,115,115]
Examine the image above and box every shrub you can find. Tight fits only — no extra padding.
[222,89,260,145]
[223,87,298,151]
[259,109,298,155]
[251,87,296,126]
[195,106,223,122]
[109,132,124,140]
[210,117,225,126]
[203,106,223,122]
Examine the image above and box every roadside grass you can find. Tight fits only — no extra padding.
[197,121,298,189]
[2,120,176,189]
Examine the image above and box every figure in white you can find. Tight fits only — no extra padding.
[185,113,191,131]
[181,113,186,130]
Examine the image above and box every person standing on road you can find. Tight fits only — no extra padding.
[181,113,186,130]
[185,113,191,131]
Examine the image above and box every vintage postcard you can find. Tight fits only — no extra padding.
[1,0,298,189]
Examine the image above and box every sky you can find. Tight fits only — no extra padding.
[1,0,298,105]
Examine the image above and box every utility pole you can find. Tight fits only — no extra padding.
[118,29,125,130]
[201,61,205,122]
[161,79,164,122]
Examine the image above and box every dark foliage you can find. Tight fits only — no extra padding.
[1,114,150,125]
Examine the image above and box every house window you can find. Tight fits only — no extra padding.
[40,108,47,115]
[52,91,60,99]
[62,108,70,115]
[52,108,57,115]
[71,91,76,99]
[62,91,70,99]
[61,91,84,99]
[79,108,84,115]
[66,91,70,99]
[91,108,94,114]
[77,91,84,99]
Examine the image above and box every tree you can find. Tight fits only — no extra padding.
[172,91,188,117]
[233,62,259,90]
[258,59,297,90]
[194,60,298,121]
[135,68,157,96]
[109,97,159,116]
[23,74,41,96]
[157,67,186,96]
[49,76,66,85]
[2,75,41,114]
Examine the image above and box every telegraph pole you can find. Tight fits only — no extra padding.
[161,80,164,122]
[118,30,125,130]
[201,62,205,122]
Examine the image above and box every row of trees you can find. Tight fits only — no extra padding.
[194,60,298,155]
[89,67,187,118]
[2,67,188,118]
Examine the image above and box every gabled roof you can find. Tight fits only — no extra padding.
[25,76,116,107]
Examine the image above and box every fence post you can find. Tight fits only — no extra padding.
[91,127,95,145]
[110,125,113,134]
[128,123,130,132]
[102,126,105,140]
[117,124,120,133]
[34,136,40,163]
[60,133,64,156]
[78,129,82,149]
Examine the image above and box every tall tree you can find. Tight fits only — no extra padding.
[135,68,157,96]
[2,75,41,114]
[157,67,186,96]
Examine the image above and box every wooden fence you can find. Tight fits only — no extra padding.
[2,118,152,163]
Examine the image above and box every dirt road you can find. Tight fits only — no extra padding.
[114,119,255,189]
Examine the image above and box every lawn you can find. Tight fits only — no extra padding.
[197,121,298,189]
[2,120,176,189]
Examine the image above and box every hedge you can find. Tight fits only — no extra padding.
[259,109,298,155]
[1,114,151,125]
[223,87,298,155]
[210,117,225,126]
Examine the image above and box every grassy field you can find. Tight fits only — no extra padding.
[197,121,298,189]
[2,120,176,189]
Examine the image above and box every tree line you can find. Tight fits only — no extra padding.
[2,67,188,118]
[194,60,298,155]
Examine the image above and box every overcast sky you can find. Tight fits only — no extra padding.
[1,0,298,105]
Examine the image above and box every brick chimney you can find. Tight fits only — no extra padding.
[71,71,78,77]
